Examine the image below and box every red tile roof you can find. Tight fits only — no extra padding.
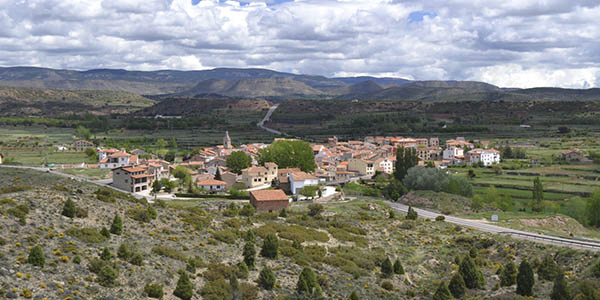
[197,179,227,186]
[250,189,288,201]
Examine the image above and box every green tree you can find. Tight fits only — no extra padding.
[349,291,359,300]
[381,257,393,278]
[500,260,518,286]
[100,247,112,261]
[394,146,419,181]
[532,177,544,212]
[308,203,324,217]
[406,206,418,220]
[155,138,168,149]
[300,186,318,199]
[587,189,600,227]
[226,151,253,175]
[117,243,131,260]
[551,272,570,300]
[173,271,194,300]
[239,203,255,217]
[215,168,222,180]
[261,233,279,259]
[173,166,192,187]
[384,179,407,201]
[471,195,483,212]
[76,125,92,140]
[27,245,45,267]
[85,147,98,162]
[296,267,322,296]
[243,241,256,269]
[144,283,164,299]
[516,260,535,296]
[393,258,404,275]
[538,255,560,281]
[98,265,119,287]
[258,140,317,172]
[258,266,276,290]
[100,227,110,239]
[151,180,162,194]
[62,198,76,218]
[448,273,466,298]
[110,214,123,235]
[459,255,485,289]
[433,282,453,300]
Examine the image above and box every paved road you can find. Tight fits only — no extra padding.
[257,105,282,135]
[387,201,600,251]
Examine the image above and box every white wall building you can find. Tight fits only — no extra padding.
[443,147,464,160]
[466,149,501,166]
[289,171,319,195]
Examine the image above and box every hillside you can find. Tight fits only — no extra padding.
[135,97,271,117]
[0,86,155,116]
[2,168,600,299]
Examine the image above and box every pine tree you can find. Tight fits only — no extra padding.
[550,272,570,300]
[215,168,222,180]
[100,227,110,239]
[110,214,123,235]
[381,257,393,278]
[296,267,321,296]
[459,255,484,289]
[393,258,404,275]
[246,229,256,243]
[259,266,276,290]
[500,260,518,286]
[100,247,112,261]
[261,233,279,259]
[117,243,131,260]
[433,282,453,300]
[243,241,256,269]
[349,291,359,300]
[62,198,76,218]
[27,245,45,267]
[538,255,559,281]
[173,271,194,300]
[448,273,466,298]
[516,260,535,296]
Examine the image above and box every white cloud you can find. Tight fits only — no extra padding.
[0,0,599,87]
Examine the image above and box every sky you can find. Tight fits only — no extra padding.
[1,0,600,88]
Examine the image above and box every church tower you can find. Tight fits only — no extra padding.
[224,131,232,149]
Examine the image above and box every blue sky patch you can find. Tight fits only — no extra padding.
[408,11,437,23]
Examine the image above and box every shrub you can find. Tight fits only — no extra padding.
[243,242,256,269]
[296,267,322,296]
[97,265,119,287]
[433,282,452,300]
[406,206,418,220]
[459,255,485,289]
[224,218,241,229]
[88,258,110,274]
[258,266,276,290]
[213,229,238,244]
[117,243,131,260]
[62,199,76,218]
[130,252,144,266]
[72,255,81,264]
[27,245,45,267]
[500,260,517,286]
[393,258,404,275]
[110,214,123,235]
[100,247,112,261]
[551,272,570,300]
[239,203,255,217]
[261,233,279,259]
[65,227,108,244]
[538,255,560,281]
[128,206,158,223]
[100,227,110,239]
[381,281,393,291]
[449,272,466,298]
[381,257,393,278]
[279,208,288,217]
[174,271,194,300]
[308,203,324,217]
[151,245,187,261]
[349,291,359,300]
[200,278,231,300]
[516,260,535,296]
[145,283,163,299]
[435,215,445,221]
[590,261,600,278]
[186,256,205,273]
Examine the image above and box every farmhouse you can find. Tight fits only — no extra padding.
[197,179,227,193]
[242,163,278,188]
[562,149,584,161]
[249,189,289,213]
[466,148,501,166]
[74,140,94,151]
[112,166,151,193]
[289,171,319,195]
[99,150,138,169]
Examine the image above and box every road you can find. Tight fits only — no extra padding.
[257,104,282,135]
[387,201,600,251]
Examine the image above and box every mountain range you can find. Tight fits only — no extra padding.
[0,66,599,102]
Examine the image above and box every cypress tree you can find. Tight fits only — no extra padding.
[532,177,544,212]
[516,260,535,296]
[243,241,256,269]
[261,233,279,259]
[27,245,45,267]
[62,198,76,218]
[173,271,194,300]
[459,255,484,289]
[215,168,222,181]
[258,266,276,290]
[500,260,518,286]
[550,272,570,300]
[381,257,393,278]
[349,291,359,300]
[110,214,123,235]
[448,273,466,298]
[433,282,453,300]
[393,258,404,275]
[538,255,559,281]
[395,146,418,181]
[296,267,321,296]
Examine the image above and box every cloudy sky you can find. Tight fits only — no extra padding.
[1,0,599,88]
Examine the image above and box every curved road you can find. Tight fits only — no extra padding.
[387,201,600,251]
[257,104,282,135]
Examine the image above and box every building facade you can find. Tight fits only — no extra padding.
[249,189,289,213]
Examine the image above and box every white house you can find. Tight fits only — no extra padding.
[443,147,464,160]
[197,179,227,193]
[99,150,138,169]
[466,148,501,166]
[289,171,319,195]
[374,157,394,174]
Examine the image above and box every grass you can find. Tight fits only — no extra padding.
[58,168,110,180]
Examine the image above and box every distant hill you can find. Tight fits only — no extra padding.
[0,86,154,116]
[334,76,411,87]
[135,97,270,117]
[176,78,326,98]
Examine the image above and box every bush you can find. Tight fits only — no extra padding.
[551,272,570,300]
[110,214,123,235]
[128,206,157,223]
[243,242,256,269]
[433,282,452,300]
[308,203,324,217]
[449,273,466,298]
[100,227,110,239]
[100,247,112,261]
[459,255,485,289]
[403,166,472,196]
[258,266,276,290]
[65,227,108,244]
[213,229,238,244]
[393,258,404,275]
[62,199,76,218]
[144,283,163,298]
[239,204,255,217]
[538,255,560,281]
[261,233,279,259]
[117,243,131,260]
[381,257,393,278]
[151,245,187,261]
[130,252,144,266]
[517,260,535,296]
[381,281,394,291]
[406,206,418,220]
[296,267,322,296]
[174,271,194,300]
[500,260,517,286]
[27,245,45,267]
[435,215,445,221]
[200,278,231,300]
[98,265,119,287]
